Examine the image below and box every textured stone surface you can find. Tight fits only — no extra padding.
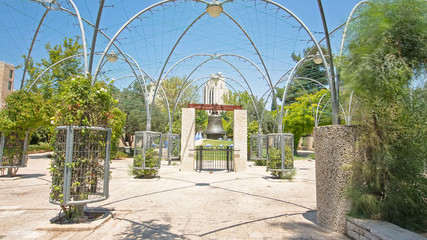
[0,153,350,239]
[233,110,247,172]
[180,108,195,172]
[347,217,427,240]
[315,125,364,233]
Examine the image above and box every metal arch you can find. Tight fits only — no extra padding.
[157,53,262,105]
[219,53,273,94]
[66,0,88,74]
[157,53,271,102]
[156,12,207,84]
[90,0,339,128]
[57,6,141,81]
[277,57,306,133]
[186,77,247,107]
[26,53,84,91]
[91,0,210,84]
[88,0,105,73]
[20,8,49,90]
[154,54,260,115]
[258,0,338,125]
[156,54,260,131]
[221,11,273,92]
[337,1,370,125]
[339,1,370,58]
[171,75,260,133]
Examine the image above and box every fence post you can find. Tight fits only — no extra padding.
[226,146,230,171]
[199,146,203,173]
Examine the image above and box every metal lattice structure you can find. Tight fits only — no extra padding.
[164,133,180,163]
[249,134,267,161]
[266,133,294,173]
[133,131,162,170]
[0,132,29,174]
[49,126,111,205]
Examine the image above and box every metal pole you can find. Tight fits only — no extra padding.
[88,0,105,74]
[21,9,49,89]
[317,0,340,125]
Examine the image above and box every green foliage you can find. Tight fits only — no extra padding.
[28,142,52,153]
[280,89,331,153]
[0,91,50,176]
[51,75,125,156]
[0,90,50,135]
[276,46,329,104]
[341,0,427,231]
[195,110,208,132]
[132,148,159,178]
[267,147,295,179]
[23,37,83,98]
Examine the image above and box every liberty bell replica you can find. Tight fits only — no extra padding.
[204,113,226,140]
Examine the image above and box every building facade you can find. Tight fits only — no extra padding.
[0,62,15,108]
[203,72,228,110]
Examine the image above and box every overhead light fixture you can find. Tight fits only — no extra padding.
[206,0,223,18]
[313,52,323,64]
[106,50,118,63]
[31,0,60,10]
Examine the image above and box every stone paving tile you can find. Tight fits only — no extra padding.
[0,152,348,239]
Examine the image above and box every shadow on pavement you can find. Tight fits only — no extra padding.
[117,218,187,240]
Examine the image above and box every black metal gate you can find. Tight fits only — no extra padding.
[195,146,234,172]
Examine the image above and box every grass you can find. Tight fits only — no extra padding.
[294,152,315,160]
[201,139,234,147]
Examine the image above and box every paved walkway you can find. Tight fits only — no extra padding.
[0,153,348,239]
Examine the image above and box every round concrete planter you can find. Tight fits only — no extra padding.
[314,125,364,233]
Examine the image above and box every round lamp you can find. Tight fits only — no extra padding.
[313,52,323,64]
[206,1,223,18]
[107,51,118,63]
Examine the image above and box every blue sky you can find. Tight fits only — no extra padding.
[0,0,364,97]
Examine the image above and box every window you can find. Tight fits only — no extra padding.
[8,81,12,90]
[9,70,13,78]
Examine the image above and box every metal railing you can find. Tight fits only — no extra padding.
[195,146,234,172]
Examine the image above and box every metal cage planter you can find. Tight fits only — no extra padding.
[164,133,180,163]
[133,131,162,171]
[49,126,112,206]
[266,133,294,176]
[0,132,29,177]
[250,134,267,162]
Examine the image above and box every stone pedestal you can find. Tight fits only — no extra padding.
[314,125,363,233]
[233,110,247,172]
[180,108,195,172]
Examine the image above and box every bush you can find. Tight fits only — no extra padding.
[131,148,159,178]
[28,142,52,153]
[267,147,294,179]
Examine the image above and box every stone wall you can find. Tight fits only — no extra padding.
[346,217,427,240]
[314,125,364,233]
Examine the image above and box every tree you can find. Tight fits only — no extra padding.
[223,91,273,134]
[281,89,331,154]
[23,37,83,99]
[115,82,146,146]
[0,90,50,134]
[51,75,126,155]
[341,0,427,231]
[0,91,50,176]
[275,47,329,105]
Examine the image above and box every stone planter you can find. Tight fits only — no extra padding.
[314,125,364,233]
[0,132,29,177]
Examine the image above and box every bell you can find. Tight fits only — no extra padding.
[204,115,226,140]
